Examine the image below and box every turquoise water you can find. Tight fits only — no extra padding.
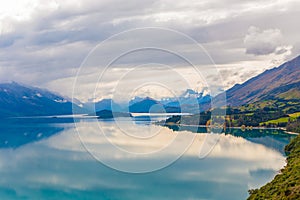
[0,118,295,200]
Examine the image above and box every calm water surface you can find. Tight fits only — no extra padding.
[0,117,295,200]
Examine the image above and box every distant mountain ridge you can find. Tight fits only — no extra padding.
[85,89,211,113]
[85,55,300,120]
[128,97,180,113]
[0,82,85,117]
[0,82,211,117]
[4,54,299,118]
[222,55,300,106]
[128,89,211,113]
[83,99,122,112]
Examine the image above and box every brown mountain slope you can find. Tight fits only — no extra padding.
[223,55,300,106]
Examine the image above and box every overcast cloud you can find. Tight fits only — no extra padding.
[244,26,291,55]
[0,0,299,102]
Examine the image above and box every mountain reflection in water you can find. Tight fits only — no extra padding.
[0,119,294,200]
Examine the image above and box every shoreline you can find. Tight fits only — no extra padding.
[284,131,300,135]
[157,122,299,135]
[247,134,300,199]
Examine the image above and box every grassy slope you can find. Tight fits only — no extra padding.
[277,88,300,100]
[247,134,300,200]
[262,117,290,124]
[289,112,300,118]
[261,112,300,126]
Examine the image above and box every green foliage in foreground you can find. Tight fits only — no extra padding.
[247,134,300,200]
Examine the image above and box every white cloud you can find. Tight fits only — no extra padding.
[244,26,291,56]
[0,0,300,101]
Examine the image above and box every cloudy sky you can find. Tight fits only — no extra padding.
[0,0,299,102]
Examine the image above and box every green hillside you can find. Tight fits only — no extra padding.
[247,134,300,200]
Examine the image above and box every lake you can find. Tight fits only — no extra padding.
[0,117,295,200]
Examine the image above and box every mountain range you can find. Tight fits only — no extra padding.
[128,97,181,113]
[85,89,210,113]
[222,55,300,106]
[1,55,300,117]
[0,82,85,117]
[84,99,123,112]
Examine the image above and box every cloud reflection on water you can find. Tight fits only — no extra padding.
[0,121,287,200]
